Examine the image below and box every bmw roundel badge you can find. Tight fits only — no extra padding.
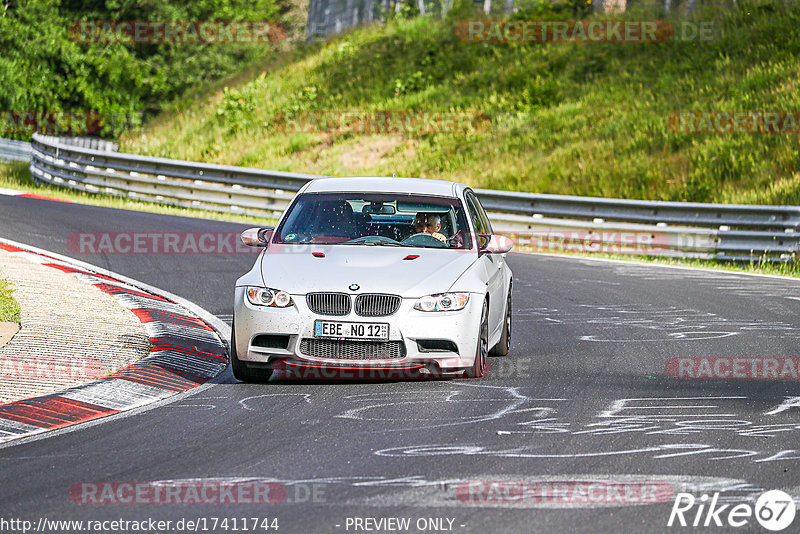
[349,284,360,291]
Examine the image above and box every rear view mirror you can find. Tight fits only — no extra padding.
[362,203,396,215]
[481,234,514,254]
[241,227,273,247]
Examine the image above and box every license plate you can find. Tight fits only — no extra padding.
[314,320,389,340]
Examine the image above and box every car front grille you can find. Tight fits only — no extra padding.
[354,294,401,317]
[299,338,405,360]
[306,293,401,317]
[306,292,351,316]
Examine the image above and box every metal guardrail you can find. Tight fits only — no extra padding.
[20,133,800,262]
[0,138,32,163]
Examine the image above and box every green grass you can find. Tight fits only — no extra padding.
[118,0,800,206]
[0,162,275,226]
[0,278,21,324]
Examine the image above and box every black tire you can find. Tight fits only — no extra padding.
[490,283,512,357]
[465,300,489,379]
[230,322,273,382]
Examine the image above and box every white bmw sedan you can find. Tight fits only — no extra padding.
[231,177,513,381]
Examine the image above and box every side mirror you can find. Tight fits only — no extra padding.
[241,227,273,247]
[481,234,514,254]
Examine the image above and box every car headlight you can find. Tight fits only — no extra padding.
[246,286,293,308]
[414,293,470,312]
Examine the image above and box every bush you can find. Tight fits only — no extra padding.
[0,0,291,140]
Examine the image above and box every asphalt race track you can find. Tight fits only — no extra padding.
[2,195,800,533]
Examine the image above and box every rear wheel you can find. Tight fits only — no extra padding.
[490,283,512,357]
[465,300,489,379]
[230,321,273,382]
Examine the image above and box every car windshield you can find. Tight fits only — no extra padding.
[274,192,474,249]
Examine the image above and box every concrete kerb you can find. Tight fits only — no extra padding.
[0,237,229,443]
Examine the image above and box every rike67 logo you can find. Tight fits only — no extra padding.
[668,491,796,531]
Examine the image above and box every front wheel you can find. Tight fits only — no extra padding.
[464,300,489,379]
[490,284,512,357]
[230,321,273,382]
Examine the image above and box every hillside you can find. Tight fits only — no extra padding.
[120,0,800,204]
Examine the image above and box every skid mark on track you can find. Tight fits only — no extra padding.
[518,304,797,343]
[373,442,790,464]
[332,383,566,434]
[361,395,800,465]
[239,393,312,411]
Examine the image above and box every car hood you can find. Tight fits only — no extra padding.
[259,244,477,297]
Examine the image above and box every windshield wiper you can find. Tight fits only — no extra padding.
[341,241,410,247]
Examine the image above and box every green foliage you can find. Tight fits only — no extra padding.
[394,70,432,96]
[512,0,592,18]
[286,85,319,111]
[0,277,21,324]
[123,0,800,207]
[215,73,273,132]
[0,0,290,140]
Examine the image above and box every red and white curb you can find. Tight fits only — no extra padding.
[0,239,228,443]
[0,186,73,203]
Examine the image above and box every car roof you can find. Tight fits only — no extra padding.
[301,177,468,197]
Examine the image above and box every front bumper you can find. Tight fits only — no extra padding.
[233,287,482,376]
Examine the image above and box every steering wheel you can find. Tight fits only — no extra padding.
[401,233,449,248]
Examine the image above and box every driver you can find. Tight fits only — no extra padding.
[413,213,446,243]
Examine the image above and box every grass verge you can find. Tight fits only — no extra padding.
[0,278,21,324]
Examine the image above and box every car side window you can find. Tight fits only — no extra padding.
[465,196,483,233]
[471,193,494,234]
[465,194,488,248]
